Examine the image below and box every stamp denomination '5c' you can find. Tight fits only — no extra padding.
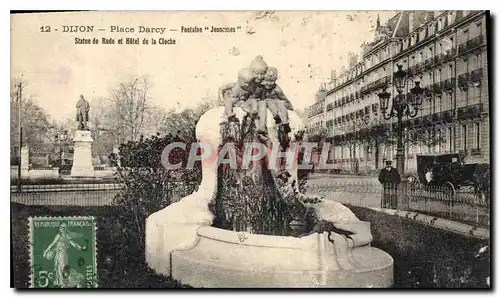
[29,216,97,288]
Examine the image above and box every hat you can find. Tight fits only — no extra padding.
[249,55,268,72]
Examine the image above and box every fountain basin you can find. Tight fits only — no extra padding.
[170,225,393,288]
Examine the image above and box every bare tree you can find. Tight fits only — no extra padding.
[107,77,152,143]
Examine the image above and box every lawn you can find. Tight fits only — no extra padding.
[11,203,190,288]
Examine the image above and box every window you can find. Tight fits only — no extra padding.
[435,129,442,153]
[448,127,453,152]
[427,129,433,153]
[448,64,453,79]
[476,22,482,34]
[469,85,481,105]
[435,95,442,113]
[473,122,480,149]
[462,124,467,151]
[475,53,482,69]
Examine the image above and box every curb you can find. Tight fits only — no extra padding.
[368,207,490,240]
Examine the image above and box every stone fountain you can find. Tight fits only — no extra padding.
[145,105,393,288]
[145,59,393,287]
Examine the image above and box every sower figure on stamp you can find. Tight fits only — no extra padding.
[42,223,87,288]
[76,94,90,130]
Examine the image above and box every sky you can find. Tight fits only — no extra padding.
[11,11,395,122]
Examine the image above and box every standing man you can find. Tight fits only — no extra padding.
[378,160,401,208]
[76,95,90,130]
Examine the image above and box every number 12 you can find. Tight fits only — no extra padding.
[40,26,51,33]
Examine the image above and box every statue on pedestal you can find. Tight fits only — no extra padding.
[76,95,90,130]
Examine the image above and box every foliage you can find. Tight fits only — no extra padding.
[109,131,202,250]
[305,127,329,143]
[10,79,57,154]
[336,116,446,158]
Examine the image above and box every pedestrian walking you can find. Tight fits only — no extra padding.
[378,160,401,208]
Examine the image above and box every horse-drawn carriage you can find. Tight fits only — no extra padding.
[407,153,490,197]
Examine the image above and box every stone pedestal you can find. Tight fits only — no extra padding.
[71,130,94,177]
[20,147,30,177]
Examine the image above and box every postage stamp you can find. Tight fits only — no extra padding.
[29,216,97,288]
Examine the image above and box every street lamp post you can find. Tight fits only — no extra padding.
[55,131,68,169]
[377,65,424,176]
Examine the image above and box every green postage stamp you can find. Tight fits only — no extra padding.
[29,216,97,288]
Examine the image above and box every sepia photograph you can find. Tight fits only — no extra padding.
[10,10,490,289]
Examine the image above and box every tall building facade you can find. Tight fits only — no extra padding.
[305,11,489,174]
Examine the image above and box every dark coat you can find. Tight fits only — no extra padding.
[378,166,401,185]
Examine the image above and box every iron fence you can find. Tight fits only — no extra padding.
[10,182,198,207]
[10,176,490,228]
[304,180,490,228]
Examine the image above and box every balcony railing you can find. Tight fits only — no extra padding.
[326,103,334,111]
[458,73,469,90]
[458,35,485,55]
[442,78,456,91]
[422,115,433,126]
[434,54,444,66]
[457,103,483,119]
[467,35,485,51]
[470,68,483,83]
[423,58,433,71]
[432,82,442,94]
[442,110,454,122]
[442,48,456,63]
[471,148,481,156]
